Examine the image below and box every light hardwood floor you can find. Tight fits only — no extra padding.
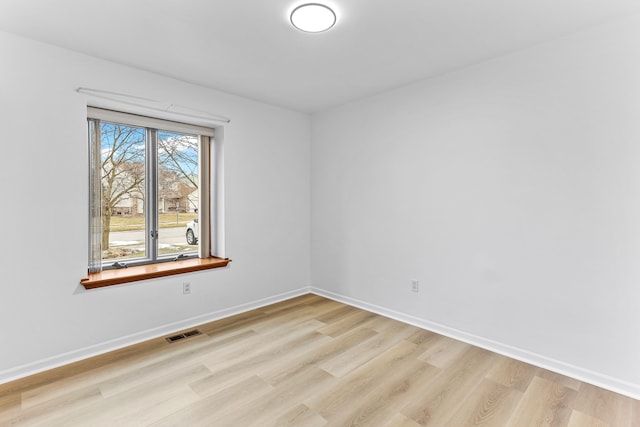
[1,294,638,426]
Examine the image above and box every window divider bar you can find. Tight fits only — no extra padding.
[147,128,159,263]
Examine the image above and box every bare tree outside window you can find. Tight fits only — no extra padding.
[158,132,198,189]
[157,131,199,254]
[158,131,199,214]
[100,123,146,256]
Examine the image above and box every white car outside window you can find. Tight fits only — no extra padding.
[186,219,199,245]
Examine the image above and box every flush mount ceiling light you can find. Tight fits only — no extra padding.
[290,3,336,33]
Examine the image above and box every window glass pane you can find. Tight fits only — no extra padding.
[157,130,199,256]
[100,122,146,262]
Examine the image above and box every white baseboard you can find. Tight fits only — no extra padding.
[310,287,640,400]
[0,287,310,385]
[5,285,639,400]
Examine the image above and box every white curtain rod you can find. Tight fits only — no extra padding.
[76,87,231,124]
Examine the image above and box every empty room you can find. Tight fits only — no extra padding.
[1,1,639,425]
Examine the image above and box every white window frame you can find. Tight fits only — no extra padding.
[87,107,219,272]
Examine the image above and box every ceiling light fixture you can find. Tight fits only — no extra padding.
[290,3,336,33]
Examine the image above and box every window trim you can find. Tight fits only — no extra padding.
[83,107,227,288]
[81,257,231,289]
[87,107,215,137]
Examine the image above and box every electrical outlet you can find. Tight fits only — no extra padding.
[411,280,419,293]
[183,282,191,294]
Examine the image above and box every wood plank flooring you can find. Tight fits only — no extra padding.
[1,294,638,426]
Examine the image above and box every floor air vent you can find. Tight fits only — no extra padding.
[166,329,202,343]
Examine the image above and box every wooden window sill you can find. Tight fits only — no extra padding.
[80,257,231,290]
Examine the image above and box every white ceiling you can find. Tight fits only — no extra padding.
[1,0,639,113]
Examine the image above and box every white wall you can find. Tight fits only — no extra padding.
[311,15,640,397]
[3,13,640,399]
[0,31,310,381]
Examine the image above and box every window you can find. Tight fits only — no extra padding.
[87,108,214,272]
